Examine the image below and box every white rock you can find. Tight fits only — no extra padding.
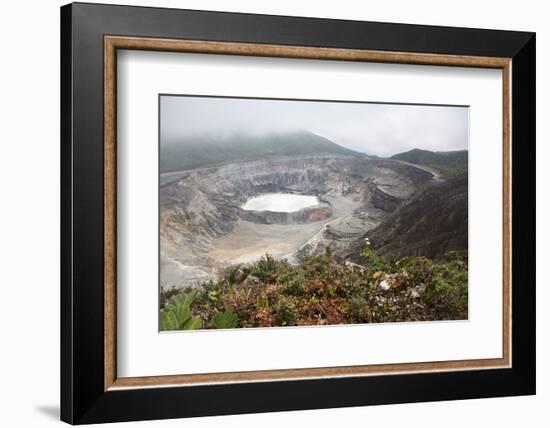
[379,279,390,291]
[410,289,420,298]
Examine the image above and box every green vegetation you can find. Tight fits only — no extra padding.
[391,148,468,177]
[160,244,468,331]
[160,290,202,330]
[160,131,360,172]
[211,311,238,329]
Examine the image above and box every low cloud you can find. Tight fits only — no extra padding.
[161,95,468,157]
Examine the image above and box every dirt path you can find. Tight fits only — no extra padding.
[393,160,442,181]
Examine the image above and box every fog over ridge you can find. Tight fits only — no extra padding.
[161,95,469,157]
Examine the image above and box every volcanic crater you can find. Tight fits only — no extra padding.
[160,152,435,290]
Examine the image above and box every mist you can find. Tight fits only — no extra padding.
[160,95,468,157]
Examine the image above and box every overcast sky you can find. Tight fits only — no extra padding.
[161,95,468,157]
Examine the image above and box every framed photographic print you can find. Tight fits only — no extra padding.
[60,2,536,424]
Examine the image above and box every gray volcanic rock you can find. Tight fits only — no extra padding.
[160,152,435,290]
[347,176,468,261]
[371,186,402,212]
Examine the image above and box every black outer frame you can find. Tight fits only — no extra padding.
[60,2,535,424]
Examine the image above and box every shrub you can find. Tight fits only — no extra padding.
[274,298,298,326]
[284,277,306,296]
[361,240,390,272]
[347,296,367,322]
[160,290,202,331]
[249,254,281,283]
[160,248,468,329]
[211,311,238,329]
[415,252,467,320]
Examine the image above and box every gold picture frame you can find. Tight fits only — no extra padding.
[103,36,512,391]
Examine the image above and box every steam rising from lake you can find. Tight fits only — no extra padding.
[241,193,319,213]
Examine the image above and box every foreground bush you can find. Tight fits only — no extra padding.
[160,247,468,330]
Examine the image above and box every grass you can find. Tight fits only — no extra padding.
[160,244,468,330]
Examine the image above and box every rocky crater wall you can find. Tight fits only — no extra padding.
[160,153,435,289]
[239,206,333,225]
[371,186,403,212]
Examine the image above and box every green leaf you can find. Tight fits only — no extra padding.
[174,304,191,328]
[182,316,202,330]
[172,289,198,308]
[160,310,179,331]
[211,311,238,329]
[162,290,201,330]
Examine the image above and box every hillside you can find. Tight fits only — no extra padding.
[160,130,361,172]
[391,148,468,177]
[349,176,468,261]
